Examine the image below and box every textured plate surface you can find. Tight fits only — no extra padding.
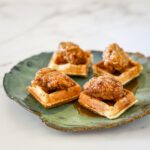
[3,51,150,131]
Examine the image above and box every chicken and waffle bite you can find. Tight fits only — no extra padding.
[93,43,143,85]
[26,42,143,120]
[27,68,81,108]
[78,75,137,119]
[48,42,92,77]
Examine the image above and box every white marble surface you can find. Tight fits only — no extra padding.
[0,0,150,150]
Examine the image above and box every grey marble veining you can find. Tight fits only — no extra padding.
[0,0,150,55]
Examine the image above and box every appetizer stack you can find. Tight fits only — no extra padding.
[49,42,92,77]
[27,42,143,119]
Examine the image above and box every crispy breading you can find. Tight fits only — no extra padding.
[55,42,86,65]
[103,43,130,73]
[58,42,79,51]
[32,68,75,93]
[83,75,124,100]
[55,51,68,64]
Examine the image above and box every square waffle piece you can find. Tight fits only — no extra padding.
[78,90,137,119]
[27,70,81,108]
[48,51,92,77]
[93,59,143,85]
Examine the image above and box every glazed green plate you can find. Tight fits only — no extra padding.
[3,51,150,131]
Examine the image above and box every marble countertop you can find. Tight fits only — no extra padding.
[0,0,150,150]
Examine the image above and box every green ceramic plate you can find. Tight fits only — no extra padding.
[3,51,150,132]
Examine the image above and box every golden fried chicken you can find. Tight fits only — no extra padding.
[83,75,124,100]
[59,42,79,51]
[103,43,130,73]
[55,51,68,64]
[55,42,86,65]
[32,68,75,93]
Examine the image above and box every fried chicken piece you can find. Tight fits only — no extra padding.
[59,42,79,51]
[55,42,86,65]
[32,68,75,93]
[65,47,86,65]
[83,75,124,100]
[103,43,130,73]
[55,51,68,64]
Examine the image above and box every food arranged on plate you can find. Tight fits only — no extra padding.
[4,41,150,131]
[78,75,137,119]
[93,43,143,85]
[48,42,92,77]
[26,42,143,119]
[27,68,81,108]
